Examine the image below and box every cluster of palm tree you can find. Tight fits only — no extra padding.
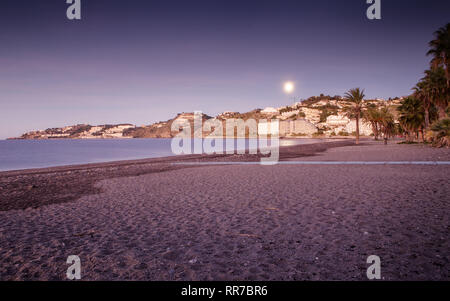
[397,23,450,147]
[364,105,396,142]
[341,24,449,146]
[397,97,425,142]
[343,88,396,145]
[427,23,450,88]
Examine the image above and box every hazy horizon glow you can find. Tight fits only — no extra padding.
[1,0,449,138]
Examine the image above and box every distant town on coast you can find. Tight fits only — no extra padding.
[10,96,404,140]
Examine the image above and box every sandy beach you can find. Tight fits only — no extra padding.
[0,140,449,280]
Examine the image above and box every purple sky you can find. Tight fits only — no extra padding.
[1,0,449,139]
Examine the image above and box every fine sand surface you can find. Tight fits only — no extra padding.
[0,140,449,280]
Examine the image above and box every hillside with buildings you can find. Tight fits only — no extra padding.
[14,124,136,139]
[10,96,403,139]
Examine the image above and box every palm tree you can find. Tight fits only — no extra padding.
[364,105,382,140]
[413,81,431,129]
[379,107,396,144]
[415,67,449,123]
[427,23,450,88]
[397,97,425,142]
[364,105,396,143]
[430,118,450,147]
[426,67,449,119]
[343,88,365,144]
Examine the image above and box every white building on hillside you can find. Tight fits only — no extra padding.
[261,107,278,114]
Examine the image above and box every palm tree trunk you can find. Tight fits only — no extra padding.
[355,114,360,145]
[371,122,378,140]
[438,106,447,119]
[444,56,449,88]
[446,68,449,88]
[424,108,430,129]
[407,131,413,142]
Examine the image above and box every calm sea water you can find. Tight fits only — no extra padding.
[0,138,328,171]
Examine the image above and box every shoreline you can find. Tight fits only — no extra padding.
[0,140,356,211]
[0,139,355,176]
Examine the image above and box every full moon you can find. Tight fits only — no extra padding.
[284,82,294,93]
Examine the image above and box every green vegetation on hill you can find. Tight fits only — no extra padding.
[300,94,343,107]
[317,104,339,123]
